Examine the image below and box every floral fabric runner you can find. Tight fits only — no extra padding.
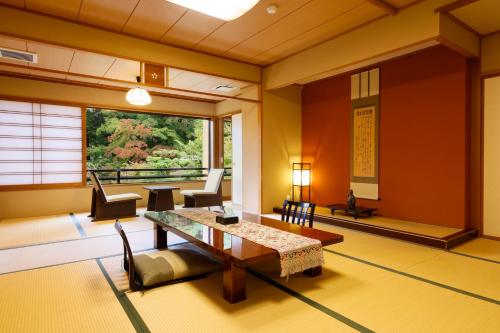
[171,209,324,277]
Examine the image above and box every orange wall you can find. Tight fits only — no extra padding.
[302,46,469,228]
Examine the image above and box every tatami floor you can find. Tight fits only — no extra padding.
[0,207,499,333]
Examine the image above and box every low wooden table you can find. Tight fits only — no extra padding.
[143,186,180,212]
[326,203,377,219]
[145,211,343,304]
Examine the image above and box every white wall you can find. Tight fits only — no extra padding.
[483,76,500,238]
[231,113,243,206]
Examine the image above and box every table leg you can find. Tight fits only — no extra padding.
[223,261,246,303]
[147,191,156,211]
[154,223,167,249]
[155,190,175,211]
[304,266,322,277]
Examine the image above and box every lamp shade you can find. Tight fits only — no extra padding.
[293,169,310,186]
[167,0,260,21]
[126,87,152,106]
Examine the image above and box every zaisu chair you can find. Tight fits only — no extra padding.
[180,168,225,208]
[88,171,142,221]
[281,200,316,228]
[114,220,221,291]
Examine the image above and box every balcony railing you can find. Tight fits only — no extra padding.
[87,167,232,184]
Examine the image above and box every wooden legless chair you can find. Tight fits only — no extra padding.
[88,171,142,221]
[180,169,224,208]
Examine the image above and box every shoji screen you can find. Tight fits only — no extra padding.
[0,100,83,186]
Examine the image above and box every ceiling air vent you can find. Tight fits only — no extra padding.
[213,85,237,93]
[0,48,38,64]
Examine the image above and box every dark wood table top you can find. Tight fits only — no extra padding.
[145,211,343,265]
[143,185,180,191]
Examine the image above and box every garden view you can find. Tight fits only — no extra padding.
[86,108,214,183]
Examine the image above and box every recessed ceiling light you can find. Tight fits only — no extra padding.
[213,85,237,92]
[167,0,260,21]
[266,4,278,15]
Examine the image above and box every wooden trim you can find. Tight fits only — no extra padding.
[0,92,214,120]
[434,0,479,13]
[86,105,211,121]
[0,71,218,104]
[366,0,398,15]
[435,35,479,58]
[481,69,500,79]
[212,117,222,168]
[0,182,85,191]
[482,235,500,241]
[216,110,242,118]
[272,207,478,249]
[0,94,86,109]
[0,62,260,103]
[481,29,500,38]
[0,3,263,81]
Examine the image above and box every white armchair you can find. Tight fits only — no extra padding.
[181,169,225,208]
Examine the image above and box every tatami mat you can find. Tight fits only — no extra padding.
[126,271,357,333]
[313,206,461,238]
[451,238,500,262]
[74,207,153,237]
[0,229,181,275]
[0,214,80,249]
[312,222,500,301]
[0,260,135,333]
[254,251,500,333]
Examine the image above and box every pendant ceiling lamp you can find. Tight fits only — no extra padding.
[126,76,152,106]
[167,0,260,21]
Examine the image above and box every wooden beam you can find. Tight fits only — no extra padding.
[434,0,479,13]
[366,0,398,15]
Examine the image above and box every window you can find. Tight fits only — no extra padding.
[0,100,83,186]
[86,107,210,183]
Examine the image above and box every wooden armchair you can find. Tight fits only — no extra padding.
[88,171,142,221]
[181,169,225,208]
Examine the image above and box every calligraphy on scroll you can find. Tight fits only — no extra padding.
[352,105,376,178]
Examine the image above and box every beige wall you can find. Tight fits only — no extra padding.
[263,0,479,90]
[261,85,302,213]
[0,76,215,117]
[241,102,261,215]
[481,32,500,75]
[0,6,260,83]
[483,76,500,238]
[0,180,231,219]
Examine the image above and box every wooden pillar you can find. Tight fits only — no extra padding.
[212,117,224,168]
[468,59,482,232]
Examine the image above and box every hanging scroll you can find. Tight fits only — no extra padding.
[350,69,379,200]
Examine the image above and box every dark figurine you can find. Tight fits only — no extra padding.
[347,189,356,210]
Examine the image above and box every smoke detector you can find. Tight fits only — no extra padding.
[213,85,237,92]
[266,4,278,15]
[0,47,37,63]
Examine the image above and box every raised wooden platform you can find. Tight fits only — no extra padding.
[272,207,477,249]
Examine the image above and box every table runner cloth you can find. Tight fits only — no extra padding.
[171,209,324,277]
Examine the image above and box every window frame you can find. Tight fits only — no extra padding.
[0,95,86,191]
